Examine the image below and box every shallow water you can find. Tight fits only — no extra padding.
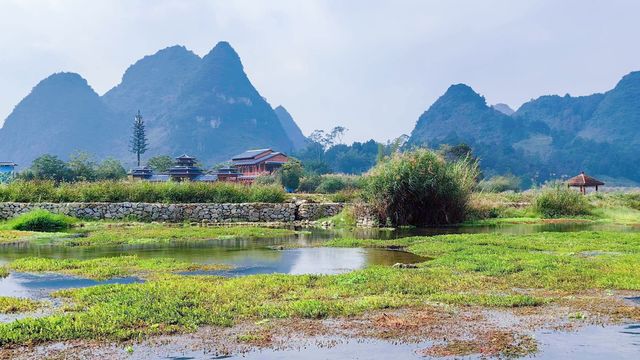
[124,323,640,359]
[0,223,637,300]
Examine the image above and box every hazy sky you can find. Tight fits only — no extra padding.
[1,0,639,143]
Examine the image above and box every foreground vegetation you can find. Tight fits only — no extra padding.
[0,180,285,203]
[0,230,638,346]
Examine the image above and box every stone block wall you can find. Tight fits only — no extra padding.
[0,202,352,223]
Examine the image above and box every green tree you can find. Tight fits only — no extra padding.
[129,110,148,167]
[96,158,127,180]
[26,154,73,183]
[68,151,97,181]
[147,155,174,172]
[279,159,304,191]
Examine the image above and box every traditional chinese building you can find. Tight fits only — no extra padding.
[230,149,289,181]
[130,155,216,182]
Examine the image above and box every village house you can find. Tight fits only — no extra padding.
[230,149,289,181]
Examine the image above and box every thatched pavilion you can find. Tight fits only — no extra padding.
[566,172,604,194]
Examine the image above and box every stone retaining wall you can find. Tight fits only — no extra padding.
[0,202,350,223]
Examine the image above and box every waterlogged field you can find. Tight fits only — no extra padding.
[0,221,639,358]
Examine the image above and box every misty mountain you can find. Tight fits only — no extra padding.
[408,72,640,184]
[274,105,308,150]
[0,41,299,167]
[0,73,125,165]
[492,103,515,116]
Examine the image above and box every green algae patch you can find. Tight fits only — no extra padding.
[7,255,228,280]
[0,297,42,314]
[64,223,295,247]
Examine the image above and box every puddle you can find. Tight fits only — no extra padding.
[181,247,425,276]
[0,272,142,300]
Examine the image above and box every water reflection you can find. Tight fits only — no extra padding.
[0,272,141,299]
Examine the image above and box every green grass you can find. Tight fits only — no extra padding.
[0,268,8,278]
[64,223,295,247]
[0,297,42,314]
[326,231,640,291]
[7,255,228,280]
[2,210,76,232]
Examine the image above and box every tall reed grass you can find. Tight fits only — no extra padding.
[0,181,285,203]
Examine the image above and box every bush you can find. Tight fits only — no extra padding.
[534,184,592,218]
[315,175,362,194]
[361,149,479,226]
[477,174,521,193]
[297,175,322,193]
[0,181,286,204]
[5,210,76,232]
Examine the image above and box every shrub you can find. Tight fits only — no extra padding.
[477,174,521,193]
[315,175,362,194]
[361,149,479,226]
[0,181,286,204]
[534,184,592,218]
[5,210,76,232]
[297,175,322,193]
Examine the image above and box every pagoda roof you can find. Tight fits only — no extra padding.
[566,172,604,187]
[175,154,196,160]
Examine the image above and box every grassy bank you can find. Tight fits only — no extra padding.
[6,255,228,280]
[1,230,639,346]
[0,180,285,203]
[466,191,640,225]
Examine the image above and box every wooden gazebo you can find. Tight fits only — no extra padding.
[566,172,604,194]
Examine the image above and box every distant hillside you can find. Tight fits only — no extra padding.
[274,105,308,150]
[408,73,640,184]
[0,42,300,166]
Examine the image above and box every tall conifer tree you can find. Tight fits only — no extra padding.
[129,110,148,167]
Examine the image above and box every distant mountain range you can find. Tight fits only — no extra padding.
[2,41,640,185]
[408,72,640,185]
[0,42,300,167]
